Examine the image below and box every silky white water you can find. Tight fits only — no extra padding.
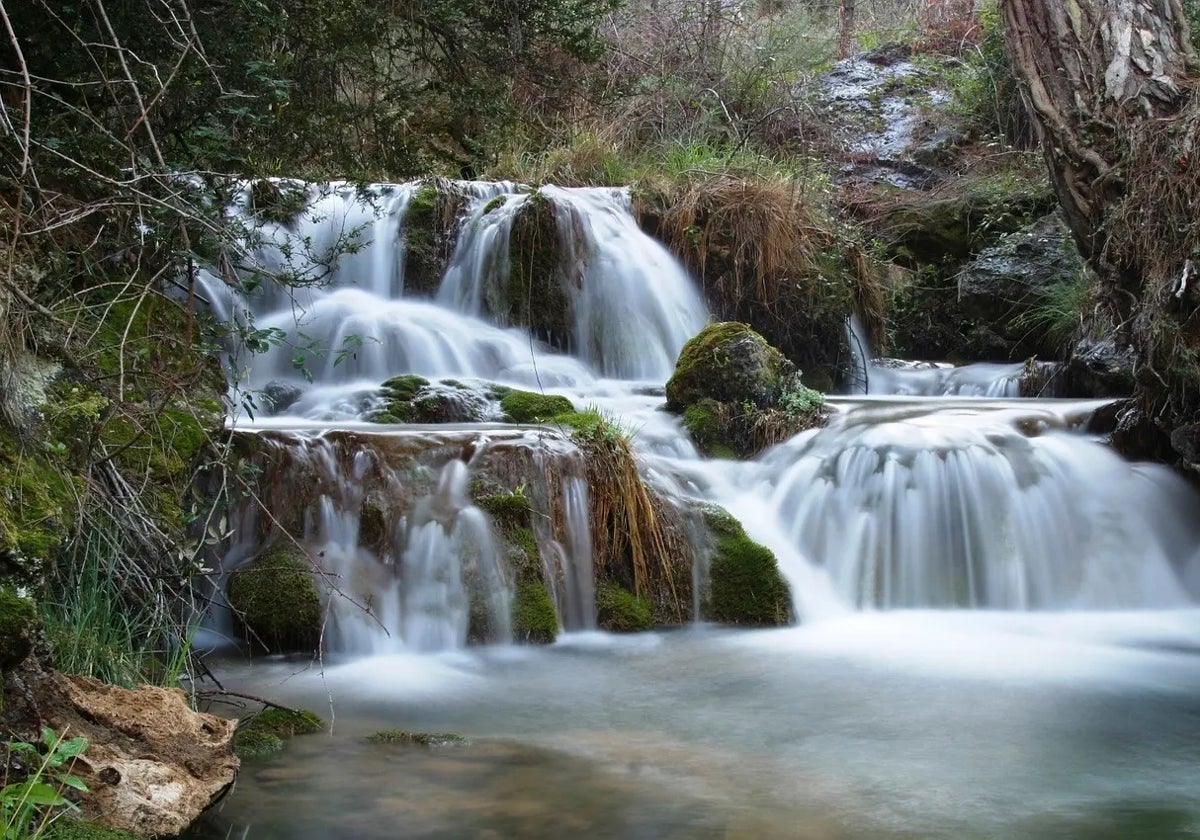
[191,181,1200,838]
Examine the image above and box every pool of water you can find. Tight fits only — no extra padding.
[189,610,1200,839]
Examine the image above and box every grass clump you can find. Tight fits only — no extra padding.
[500,390,575,423]
[595,582,653,633]
[367,730,468,747]
[703,508,791,627]
[227,544,322,654]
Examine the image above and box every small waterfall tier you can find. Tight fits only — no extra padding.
[758,398,1200,610]
[196,180,708,425]
[216,427,603,654]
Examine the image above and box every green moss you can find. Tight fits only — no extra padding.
[233,728,285,759]
[0,430,79,576]
[370,374,430,423]
[403,184,442,296]
[367,729,468,747]
[248,707,325,736]
[500,390,575,423]
[227,545,322,653]
[703,508,791,627]
[0,588,38,668]
[483,195,508,214]
[475,487,532,527]
[595,582,653,632]
[665,322,794,413]
[359,498,387,552]
[682,398,735,458]
[42,817,142,840]
[512,578,558,644]
[381,374,429,401]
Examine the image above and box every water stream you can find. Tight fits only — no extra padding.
[190,181,1200,838]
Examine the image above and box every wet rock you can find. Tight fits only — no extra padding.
[261,380,303,415]
[1066,338,1136,398]
[956,214,1085,360]
[595,582,653,633]
[815,44,952,188]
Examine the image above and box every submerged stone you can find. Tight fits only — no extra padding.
[367,729,469,747]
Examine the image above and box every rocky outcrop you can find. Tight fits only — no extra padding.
[955,213,1086,360]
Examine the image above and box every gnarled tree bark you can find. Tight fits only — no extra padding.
[1002,0,1200,466]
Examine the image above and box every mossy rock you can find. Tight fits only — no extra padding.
[233,728,285,759]
[500,390,575,423]
[367,729,469,747]
[703,509,791,627]
[507,191,573,349]
[227,545,322,653]
[249,179,308,225]
[595,582,653,633]
[359,497,388,553]
[0,588,38,668]
[247,707,324,736]
[512,579,558,644]
[666,323,796,413]
[682,398,736,459]
[41,817,143,840]
[403,183,442,297]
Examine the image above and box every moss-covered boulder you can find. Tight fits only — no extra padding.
[227,545,322,653]
[702,508,791,627]
[595,582,653,633]
[246,707,324,737]
[666,323,796,412]
[507,191,573,349]
[402,181,470,297]
[500,390,574,423]
[233,728,284,759]
[0,588,38,668]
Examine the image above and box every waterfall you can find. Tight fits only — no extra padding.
[200,179,1200,655]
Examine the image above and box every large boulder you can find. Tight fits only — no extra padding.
[666,322,795,412]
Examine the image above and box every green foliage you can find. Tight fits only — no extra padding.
[703,509,790,627]
[549,409,633,445]
[40,515,194,689]
[594,582,653,632]
[1013,270,1093,350]
[227,545,322,653]
[366,730,468,747]
[500,391,575,423]
[779,380,826,415]
[2,728,90,840]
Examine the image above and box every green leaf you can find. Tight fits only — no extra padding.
[58,774,89,792]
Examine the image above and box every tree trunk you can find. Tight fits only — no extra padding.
[1002,0,1200,465]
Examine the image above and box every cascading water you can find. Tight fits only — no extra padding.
[200,179,1200,658]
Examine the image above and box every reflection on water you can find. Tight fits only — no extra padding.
[190,616,1200,839]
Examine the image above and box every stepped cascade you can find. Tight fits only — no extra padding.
[198,180,1200,654]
